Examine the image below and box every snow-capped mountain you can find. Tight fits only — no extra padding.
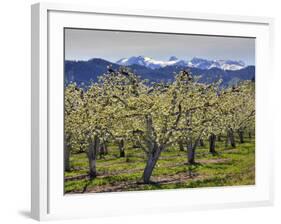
[116,56,247,71]
[188,57,246,71]
[116,56,186,70]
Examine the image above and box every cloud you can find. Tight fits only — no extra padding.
[65,28,255,65]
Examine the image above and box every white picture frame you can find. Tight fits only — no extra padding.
[31,2,274,221]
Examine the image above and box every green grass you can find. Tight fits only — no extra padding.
[64,137,255,194]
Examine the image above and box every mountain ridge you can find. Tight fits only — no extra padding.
[116,56,249,71]
[65,57,255,88]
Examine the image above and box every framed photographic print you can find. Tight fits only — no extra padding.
[31,2,274,221]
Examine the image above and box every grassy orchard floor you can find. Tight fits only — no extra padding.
[64,137,255,194]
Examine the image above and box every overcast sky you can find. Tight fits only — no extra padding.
[65,28,255,65]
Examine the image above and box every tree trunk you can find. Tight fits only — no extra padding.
[217,133,222,142]
[248,130,252,139]
[225,132,228,147]
[226,128,236,148]
[199,138,204,147]
[118,138,125,157]
[143,145,162,184]
[87,136,99,179]
[142,114,166,184]
[187,139,198,164]
[238,128,244,143]
[178,140,185,151]
[64,134,71,172]
[209,133,217,155]
[230,129,236,147]
[104,142,108,154]
[187,145,195,164]
[185,112,198,164]
[99,143,105,159]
